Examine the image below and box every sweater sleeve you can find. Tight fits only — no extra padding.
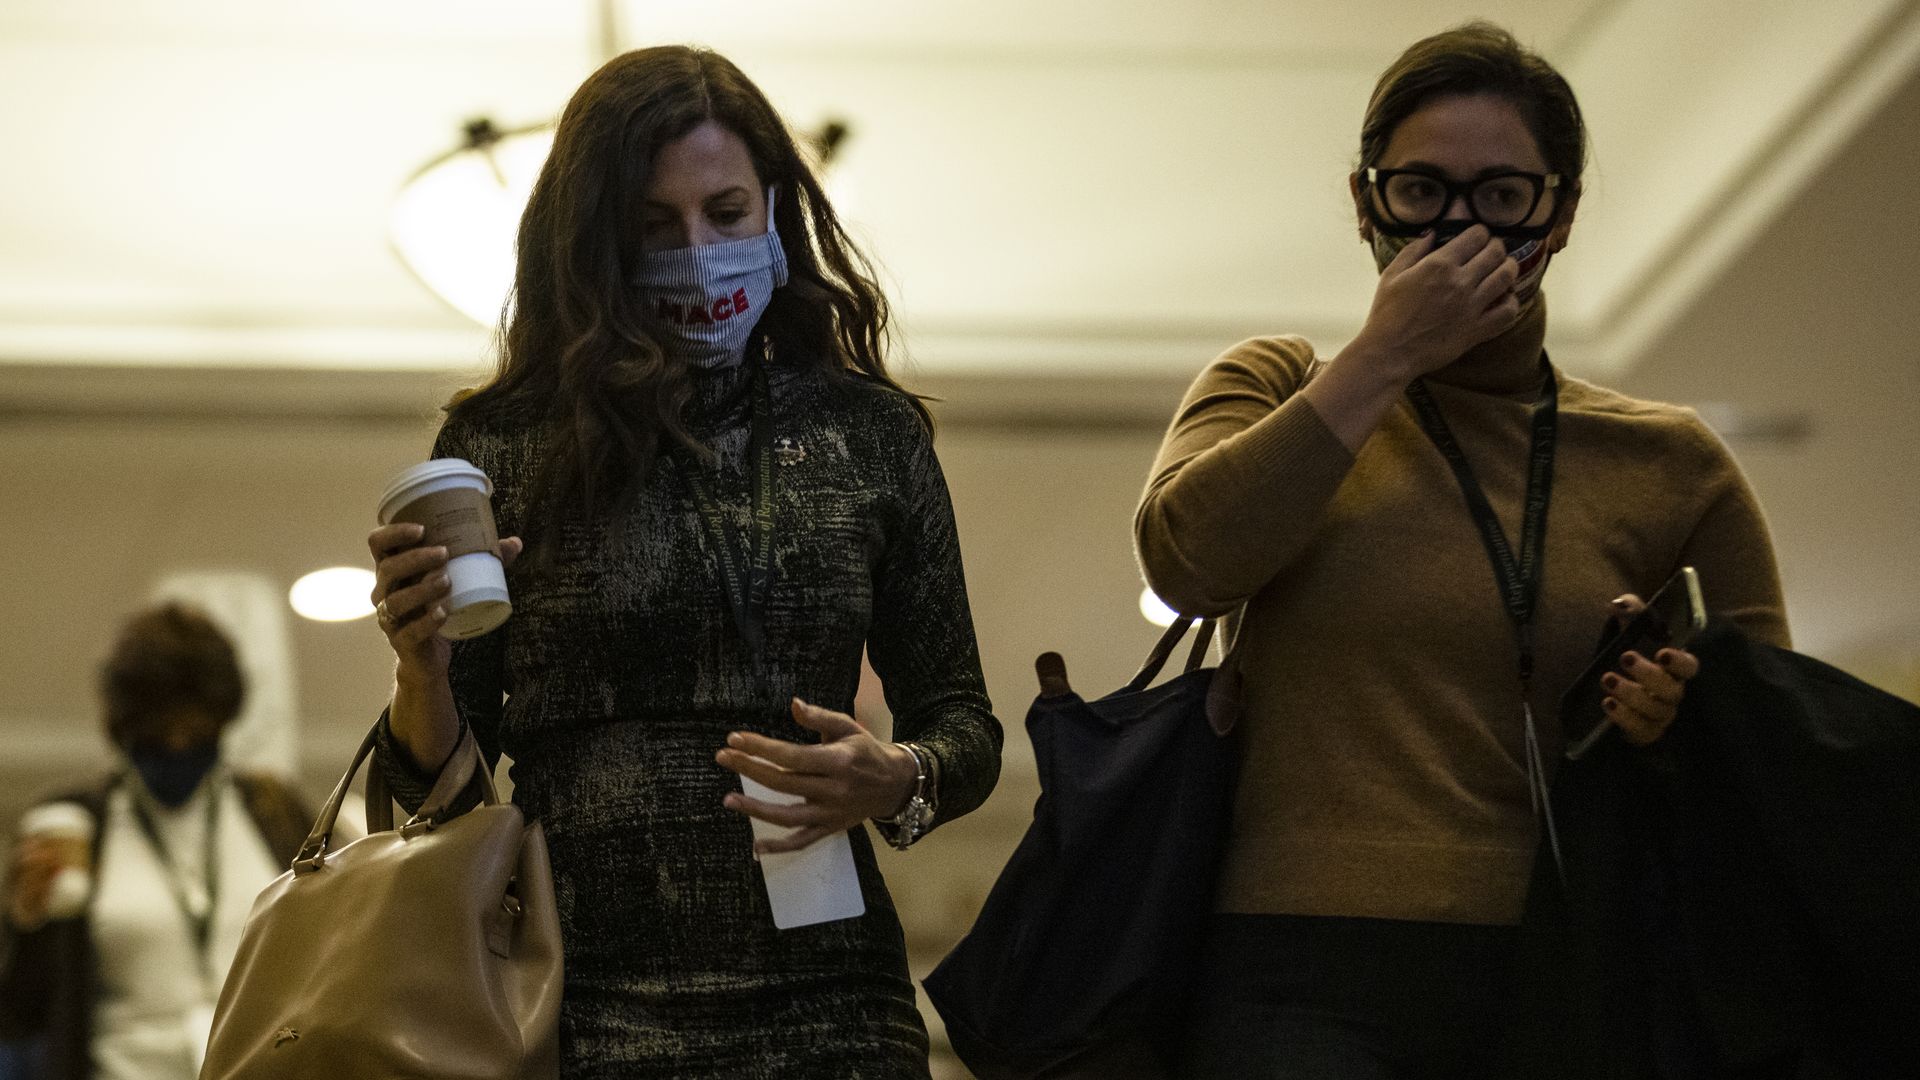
[1133,337,1359,616]
[865,415,1003,833]
[1673,418,1791,649]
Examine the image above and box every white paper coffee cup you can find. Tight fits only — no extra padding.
[20,802,94,920]
[378,458,511,639]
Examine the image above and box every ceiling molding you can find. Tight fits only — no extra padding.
[0,360,1197,433]
[0,1,1910,382]
[0,320,492,371]
[1552,0,1920,375]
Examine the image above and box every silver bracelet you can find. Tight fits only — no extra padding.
[879,742,937,850]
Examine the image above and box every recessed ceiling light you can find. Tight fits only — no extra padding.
[289,567,378,623]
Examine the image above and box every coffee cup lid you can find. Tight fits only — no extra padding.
[20,801,94,840]
[378,458,494,524]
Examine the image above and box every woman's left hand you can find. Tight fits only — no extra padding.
[1602,594,1703,745]
[716,698,919,855]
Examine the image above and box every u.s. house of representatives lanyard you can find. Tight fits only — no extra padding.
[1405,360,1566,883]
[678,358,776,663]
[674,361,868,930]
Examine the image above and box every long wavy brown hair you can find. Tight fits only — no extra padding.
[454,46,926,554]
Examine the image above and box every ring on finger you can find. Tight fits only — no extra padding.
[375,599,397,632]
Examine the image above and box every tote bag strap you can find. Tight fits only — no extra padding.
[363,727,497,834]
[1125,612,1247,737]
[295,723,497,872]
[1122,616,1223,692]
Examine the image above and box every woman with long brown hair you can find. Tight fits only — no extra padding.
[365,47,1000,1078]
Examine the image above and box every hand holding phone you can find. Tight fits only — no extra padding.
[1562,567,1707,760]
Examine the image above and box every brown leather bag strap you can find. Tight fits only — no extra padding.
[364,759,394,834]
[294,722,496,873]
[292,726,380,873]
[410,728,499,827]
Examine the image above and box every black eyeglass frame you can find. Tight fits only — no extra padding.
[1361,168,1565,240]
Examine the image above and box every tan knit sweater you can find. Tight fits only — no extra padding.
[1134,300,1791,925]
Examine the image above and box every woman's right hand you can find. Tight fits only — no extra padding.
[366,525,523,678]
[1352,225,1523,380]
[7,837,64,932]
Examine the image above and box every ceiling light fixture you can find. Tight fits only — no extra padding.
[289,567,378,623]
[390,119,554,327]
[388,0,853,328]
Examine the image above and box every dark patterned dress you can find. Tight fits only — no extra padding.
[377,357,1002,1079]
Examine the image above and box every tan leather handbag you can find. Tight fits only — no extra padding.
[201,723,562,1079]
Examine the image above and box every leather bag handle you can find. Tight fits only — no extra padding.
[293,722,497,874]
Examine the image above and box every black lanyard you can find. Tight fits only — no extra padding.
[125,774,222,984]
[1405,358,1567,881]
[1404,361,1559,693]
[678,359,776,659]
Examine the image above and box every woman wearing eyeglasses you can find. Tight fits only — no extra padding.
[1135,22,1789,1079]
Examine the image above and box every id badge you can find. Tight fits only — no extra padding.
[739,774,866,929]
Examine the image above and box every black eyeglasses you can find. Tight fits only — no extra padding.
[1362,168,1563,237]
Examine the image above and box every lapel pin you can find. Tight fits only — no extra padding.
[772,436,808,466]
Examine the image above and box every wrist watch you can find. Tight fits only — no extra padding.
[878,742,939,850]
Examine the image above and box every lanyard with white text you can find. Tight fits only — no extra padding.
[1405,359,1565,881]
[679,359,775,661]
[126,775,222,986]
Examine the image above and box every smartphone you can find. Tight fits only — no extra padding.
[1561,567,1707,760]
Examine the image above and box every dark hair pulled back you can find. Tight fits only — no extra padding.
[1359,21,1587,190]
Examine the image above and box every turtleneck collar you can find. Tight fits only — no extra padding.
[1422,293,1550,397]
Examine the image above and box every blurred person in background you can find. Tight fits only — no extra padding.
[0,603,314,1080]
[1135,22,1789,1079]
[366,45,1001,1079]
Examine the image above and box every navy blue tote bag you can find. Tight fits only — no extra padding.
[924,617,1239,1080]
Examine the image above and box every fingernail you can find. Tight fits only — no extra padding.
[1602,674,1621,690]
[432,606,447,619]
[727,732,744,747]
[1620,652,1640,669]
[1656,649,1675,664]
[1603,698,1617,712]
[722,794,738,808]
[1611,597,1631,609]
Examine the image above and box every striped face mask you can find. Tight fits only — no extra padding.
[633,187,790,369]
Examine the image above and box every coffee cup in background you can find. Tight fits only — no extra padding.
[18,801,95,922]
[378,458,512,640]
